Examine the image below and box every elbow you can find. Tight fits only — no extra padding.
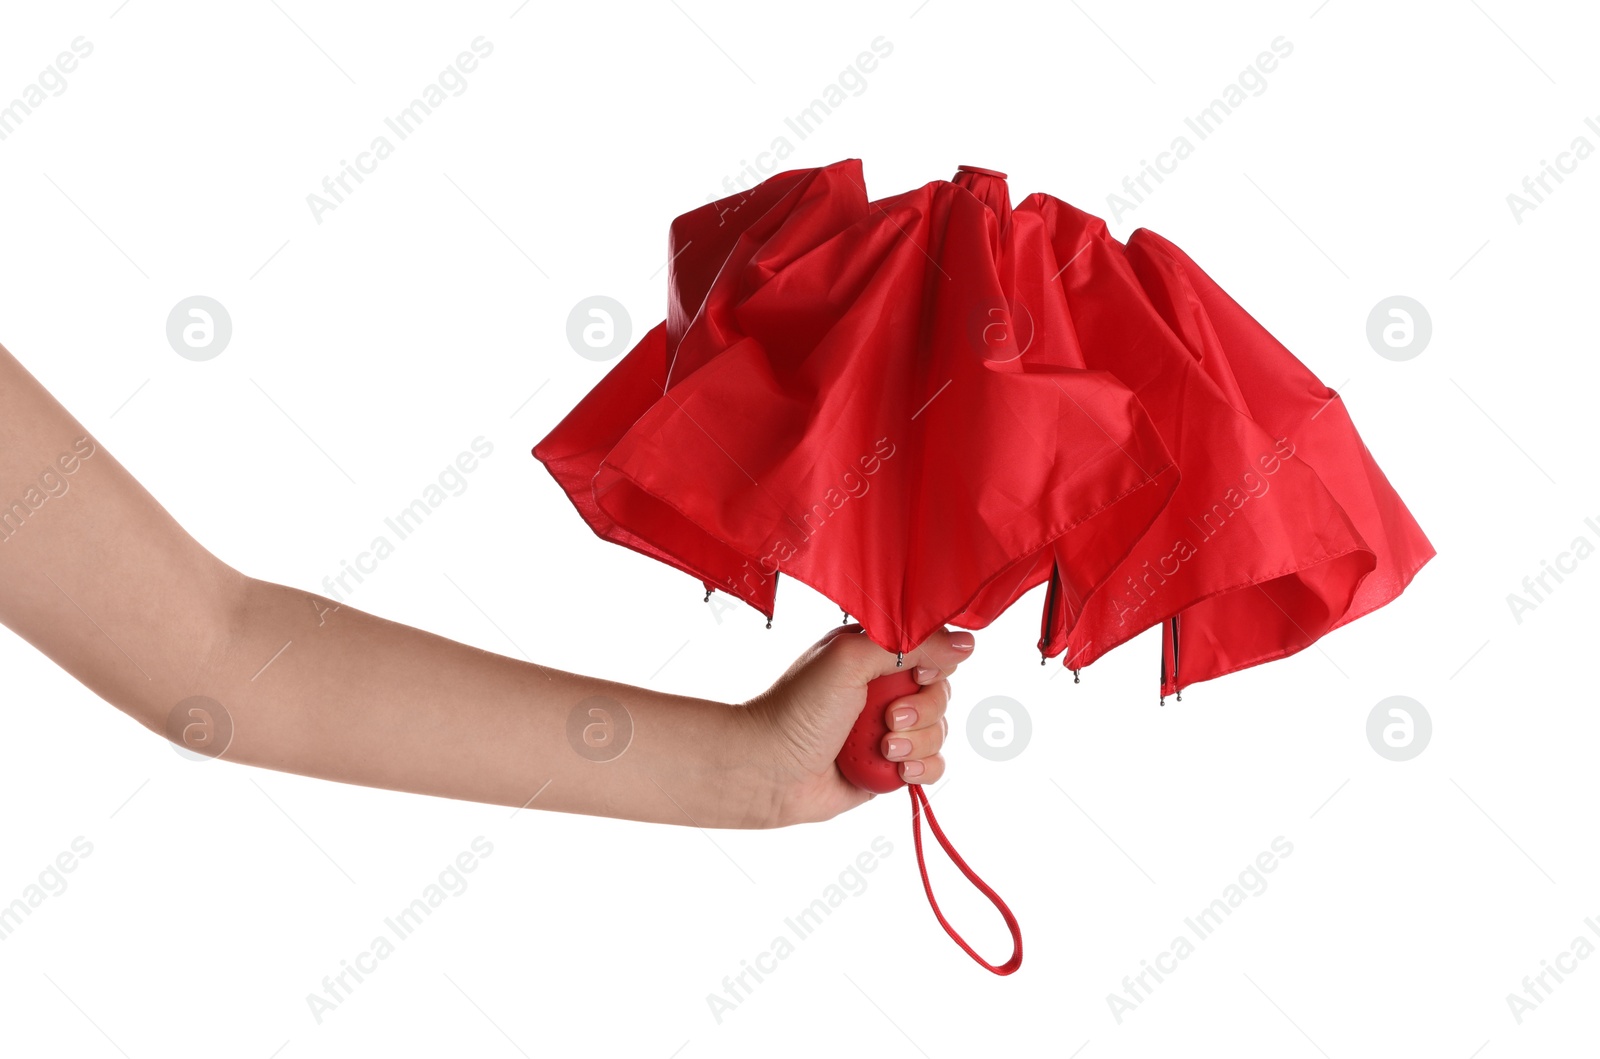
[114,564,254,751]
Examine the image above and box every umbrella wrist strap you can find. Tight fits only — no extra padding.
[908,783,1023,975]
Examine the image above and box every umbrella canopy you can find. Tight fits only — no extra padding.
[534,158,1430,974]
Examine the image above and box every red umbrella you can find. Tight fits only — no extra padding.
[534,158,1430,973]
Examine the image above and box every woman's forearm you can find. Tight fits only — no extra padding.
[199,574,781,828]
[0,343,781,829]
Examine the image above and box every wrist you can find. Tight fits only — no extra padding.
[708,698,787,829]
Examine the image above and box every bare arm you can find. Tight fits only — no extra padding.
[0,343,965,828]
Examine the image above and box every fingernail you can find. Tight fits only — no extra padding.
[913,665,937,684]
[891,707,917,731]
[950,631,975,651]
[885,738,911,760]
[901,759,926,780]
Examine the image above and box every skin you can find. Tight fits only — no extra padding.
[0,343,967,829]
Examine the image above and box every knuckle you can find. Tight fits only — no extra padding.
[827,631,878,673]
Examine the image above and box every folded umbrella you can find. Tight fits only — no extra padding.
[533,157,1431,973]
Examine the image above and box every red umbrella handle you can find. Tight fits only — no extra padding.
[836,669,917,793]
[835,670,1024,975]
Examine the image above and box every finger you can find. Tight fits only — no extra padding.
[882,722,944,764]
[885,679,950,733]
[904,628,975,677]
[883,693,948,763]
[898,752,945,785]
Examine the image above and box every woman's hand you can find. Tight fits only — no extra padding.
[742,624,975,827]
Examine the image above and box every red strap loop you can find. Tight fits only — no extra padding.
[907,784,1023,975]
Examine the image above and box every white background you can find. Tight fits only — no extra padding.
[1,1,1596,1055]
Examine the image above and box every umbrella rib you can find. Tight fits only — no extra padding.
[1041,562,1059,655]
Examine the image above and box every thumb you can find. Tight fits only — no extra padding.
[810,624,975,692]
[809,624,909,692]
[764,625,907,754]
